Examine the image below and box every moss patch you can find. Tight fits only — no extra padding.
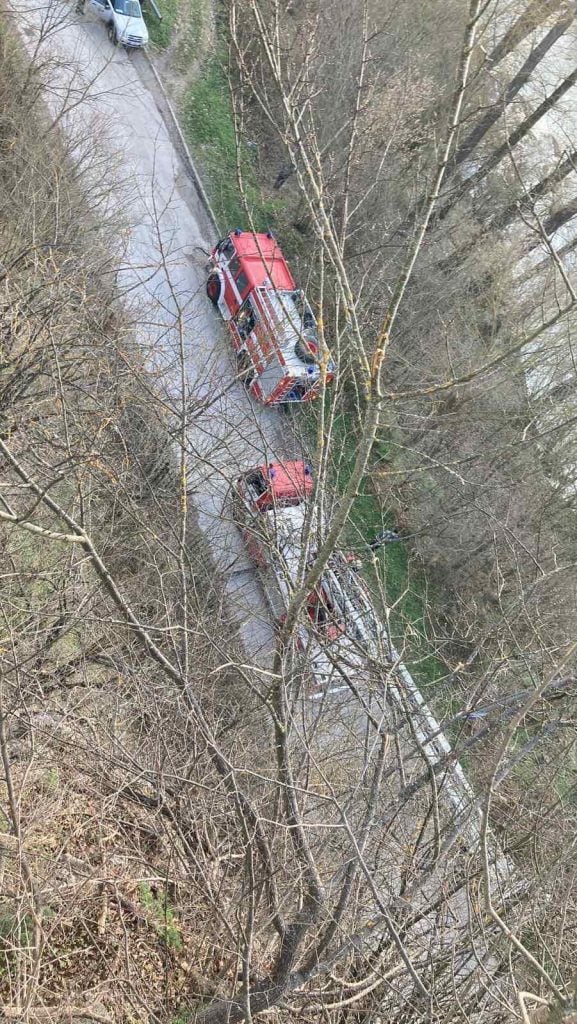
[138,883,183,950]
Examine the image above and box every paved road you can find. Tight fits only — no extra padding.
[10,0,306,659]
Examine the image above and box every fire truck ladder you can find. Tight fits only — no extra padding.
[322,554,515,876]
[326,557,382,657]
[328,557,478,832]
[257,541,518,884]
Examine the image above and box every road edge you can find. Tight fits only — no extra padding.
[142,51,221,237]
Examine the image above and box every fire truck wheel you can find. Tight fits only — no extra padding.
[206,273,221,305]
[294,338,317,365]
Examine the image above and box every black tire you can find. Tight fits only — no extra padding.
[108,23,118,45]
[206,273,221,306]
[294,338,317,365]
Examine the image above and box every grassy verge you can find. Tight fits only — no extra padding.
[182,53,281,232]
[146,0,296,233]
[144,0,203,56]
[144,0,178,48]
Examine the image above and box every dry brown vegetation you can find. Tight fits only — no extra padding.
[0,29,246,1020]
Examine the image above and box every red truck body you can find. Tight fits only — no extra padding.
[207,231,335,405]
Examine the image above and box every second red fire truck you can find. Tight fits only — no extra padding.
[231,459,384,690]
[207,230,335,405]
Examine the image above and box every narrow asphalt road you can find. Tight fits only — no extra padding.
[10,0,307,659]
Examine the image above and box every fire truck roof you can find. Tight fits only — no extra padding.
[231,231,296,291]
[263,460,314,501]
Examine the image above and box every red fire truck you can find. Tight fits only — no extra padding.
[232,460,382,689]
[231,470,510,868]
[206,230,335,405]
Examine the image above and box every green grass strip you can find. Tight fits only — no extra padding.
[144,0,178,48]
[182,55,281,231]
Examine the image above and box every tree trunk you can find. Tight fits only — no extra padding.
[451,6,576,170]
[439,65,577,220]
[516,227,577,286]
[493,148,577,231]
[542,195,577,235]
[438,147,577,272]
[517,195,577,259]
[484,0,567,70]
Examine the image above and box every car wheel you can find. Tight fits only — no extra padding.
[206,273,221,305]
[108,23,118,45]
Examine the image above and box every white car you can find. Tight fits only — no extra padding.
[89,0,149,49]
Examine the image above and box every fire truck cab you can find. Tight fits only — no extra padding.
[207,231,335,405]
[232,461,383,687]
[232,461,314,586]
